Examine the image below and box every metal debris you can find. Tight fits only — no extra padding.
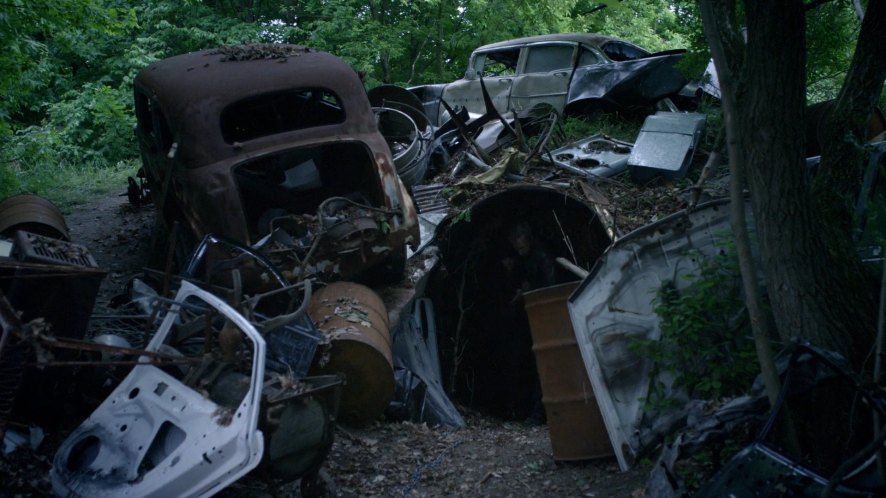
[628,111,706,181]
[212,43,313,61]
[567,199,752,471]
[135,44,419,283]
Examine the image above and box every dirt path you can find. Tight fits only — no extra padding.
[3,190,650,497]
[314,417,645,498]
[63,191,156,303]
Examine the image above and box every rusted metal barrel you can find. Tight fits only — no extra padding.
[308,281,393,426]
[0,194,70,240]
[524,281,613,461]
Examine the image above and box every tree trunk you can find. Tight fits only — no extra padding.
[699,0,781,406]
[815,0,886,229]
[701,0,876,366]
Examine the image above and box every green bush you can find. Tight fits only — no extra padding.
[559,113,643,144]
[46,83,135,165]
[1,81,137,207]
[0,159,136,211]
[634,243,762,404]
[6,84,135,169]
[0,163,22,197]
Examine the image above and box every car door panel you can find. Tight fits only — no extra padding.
[510,43,576,113]
[442,48,519,118]
[443,77,513,117]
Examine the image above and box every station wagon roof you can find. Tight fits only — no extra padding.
[473,33,638,53]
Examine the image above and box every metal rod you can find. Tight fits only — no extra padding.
[27,358,203,367]
[555,257,589,279]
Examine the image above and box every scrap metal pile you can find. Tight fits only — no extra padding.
[0,51,722,498]
[3,37,884,498]
[389,77,714,241]
[0,209,348,495]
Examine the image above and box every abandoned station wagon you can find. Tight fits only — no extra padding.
[134,44,419,283]
[412,33,690,125]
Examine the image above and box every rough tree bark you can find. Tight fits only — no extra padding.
[698,0,878,367]
[815,0,886,226]
[698,0,781,405]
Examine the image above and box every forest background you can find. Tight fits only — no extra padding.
[0,0,876,208]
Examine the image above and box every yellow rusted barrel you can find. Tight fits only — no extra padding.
[308,281,393,426]
[524,281,613,461]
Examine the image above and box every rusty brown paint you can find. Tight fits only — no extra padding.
[307,282,393,426]
[0,195,70,241]
[135,45,419,280]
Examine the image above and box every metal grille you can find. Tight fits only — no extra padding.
[13,231,97,268]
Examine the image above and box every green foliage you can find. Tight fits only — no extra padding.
[51,84,133,162]
[0,166,22,196]
[560,113,642,143]
[697,100,724,151]
[668,0,711,79]
[455,208,472,224]
[0,0,868,210]
[0,1,134,125]
[376,215,392,234]
[633,242,761,404]
[0,0,269,207]
[858,160,886,250]
[0,160,136,211]
[6,83,134,184]
[289,0,578,86]
[568,0,689,53]
[805,1,860,103]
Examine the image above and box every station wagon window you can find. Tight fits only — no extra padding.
[524,44,574,73]
[220,88,345,143]
[600,41,649,62]
[473,47,519,77]
[134,92,151,133]
[578,47,604,67]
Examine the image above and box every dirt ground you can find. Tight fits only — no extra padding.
[1,190,654,497]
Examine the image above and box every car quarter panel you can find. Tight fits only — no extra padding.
[566,51,687,111]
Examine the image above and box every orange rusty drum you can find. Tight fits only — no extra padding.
[524,281,613,461]
[0,194,70,240]
[308,281,393,426]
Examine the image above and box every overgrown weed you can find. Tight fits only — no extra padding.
[632,239,765,406]
[1,159,136,211]
[559,112,643,144]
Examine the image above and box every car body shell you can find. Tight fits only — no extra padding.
[412,33,689,125]
[134,45,419,280]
